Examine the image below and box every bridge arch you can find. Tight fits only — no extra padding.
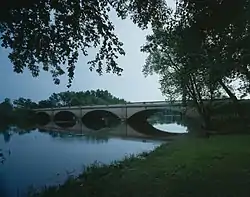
[36,112,51,125]
[127,108,182,136]
[82,110,121,130]
[126,107,182,120]
[54,111,77,128]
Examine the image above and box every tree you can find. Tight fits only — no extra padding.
[0,0,169,86]
[0,98,13,122]
[142,0,250,128]
[175,0,250,119]
[60,91,75,106]
[38,100,54,108]
[48,93,62,107]
[142,25,225,128]
[174,0,250,100]
[13,98,38,109]
[0,98,13,111]
[70,97,82,106]
[36,90,127,108]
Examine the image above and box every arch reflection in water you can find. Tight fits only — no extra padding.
[153,122,187,134]
[38,121,148,140]
[0,127,161,197]
[82,110,121,130]
[147,112,187,133]
[37,128,109,144]
[38,117,187,142]
[54,111,77,128]
[127,109,185,136]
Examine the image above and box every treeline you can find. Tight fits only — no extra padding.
[0,90,127,128]
[13,89,127,109]
[0,98,36,129]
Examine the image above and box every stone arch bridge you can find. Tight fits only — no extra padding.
[34,101,184,122]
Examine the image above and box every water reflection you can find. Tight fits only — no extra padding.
[0,113,188,145]
[0,129,161,197]
[154,123,188,133]
[38,129,110,144]
[0,112,188,197]
[3,132,11,143]
[38,119,187,141]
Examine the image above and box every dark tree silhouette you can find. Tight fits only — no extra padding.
[0,0,168,86]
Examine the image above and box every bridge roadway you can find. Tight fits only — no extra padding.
[34,100,184,121]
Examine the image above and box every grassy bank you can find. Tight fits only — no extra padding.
[33,135,250,197]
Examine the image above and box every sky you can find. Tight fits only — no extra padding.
[0,5,179,103]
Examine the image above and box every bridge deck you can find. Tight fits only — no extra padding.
[34,101,182,111]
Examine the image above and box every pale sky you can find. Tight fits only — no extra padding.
[0,2,177,103]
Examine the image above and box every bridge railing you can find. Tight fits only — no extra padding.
[127,100,182,105]
[33,100,183,111]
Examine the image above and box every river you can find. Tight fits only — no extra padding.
[0,117,187,197]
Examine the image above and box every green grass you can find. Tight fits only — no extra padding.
[33,135,250,197]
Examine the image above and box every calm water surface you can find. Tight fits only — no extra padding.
[0,121,187,197]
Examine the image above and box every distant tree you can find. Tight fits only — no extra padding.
[58,91,74,106]
[70,97,82,106]
[38,100,54,108]
[0,98,13,122]
[37,90,127,107]
[13,98,38,109]
[48,93,62,107]
[0,0,169,86]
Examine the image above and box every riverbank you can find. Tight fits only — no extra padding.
[33,134,250,197]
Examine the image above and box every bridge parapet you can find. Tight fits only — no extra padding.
[33,100,183,111]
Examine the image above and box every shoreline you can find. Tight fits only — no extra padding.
[31,134,250,197]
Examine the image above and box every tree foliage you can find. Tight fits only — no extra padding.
[142,27,218,126]
[0,89,127,128]
[13,98,38,109]
[46,89,127,107]
[0,0,169,86]
[0,98,13,122]
[11,89,127,109]
[142,0,250,127]
[177,0,250,98]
